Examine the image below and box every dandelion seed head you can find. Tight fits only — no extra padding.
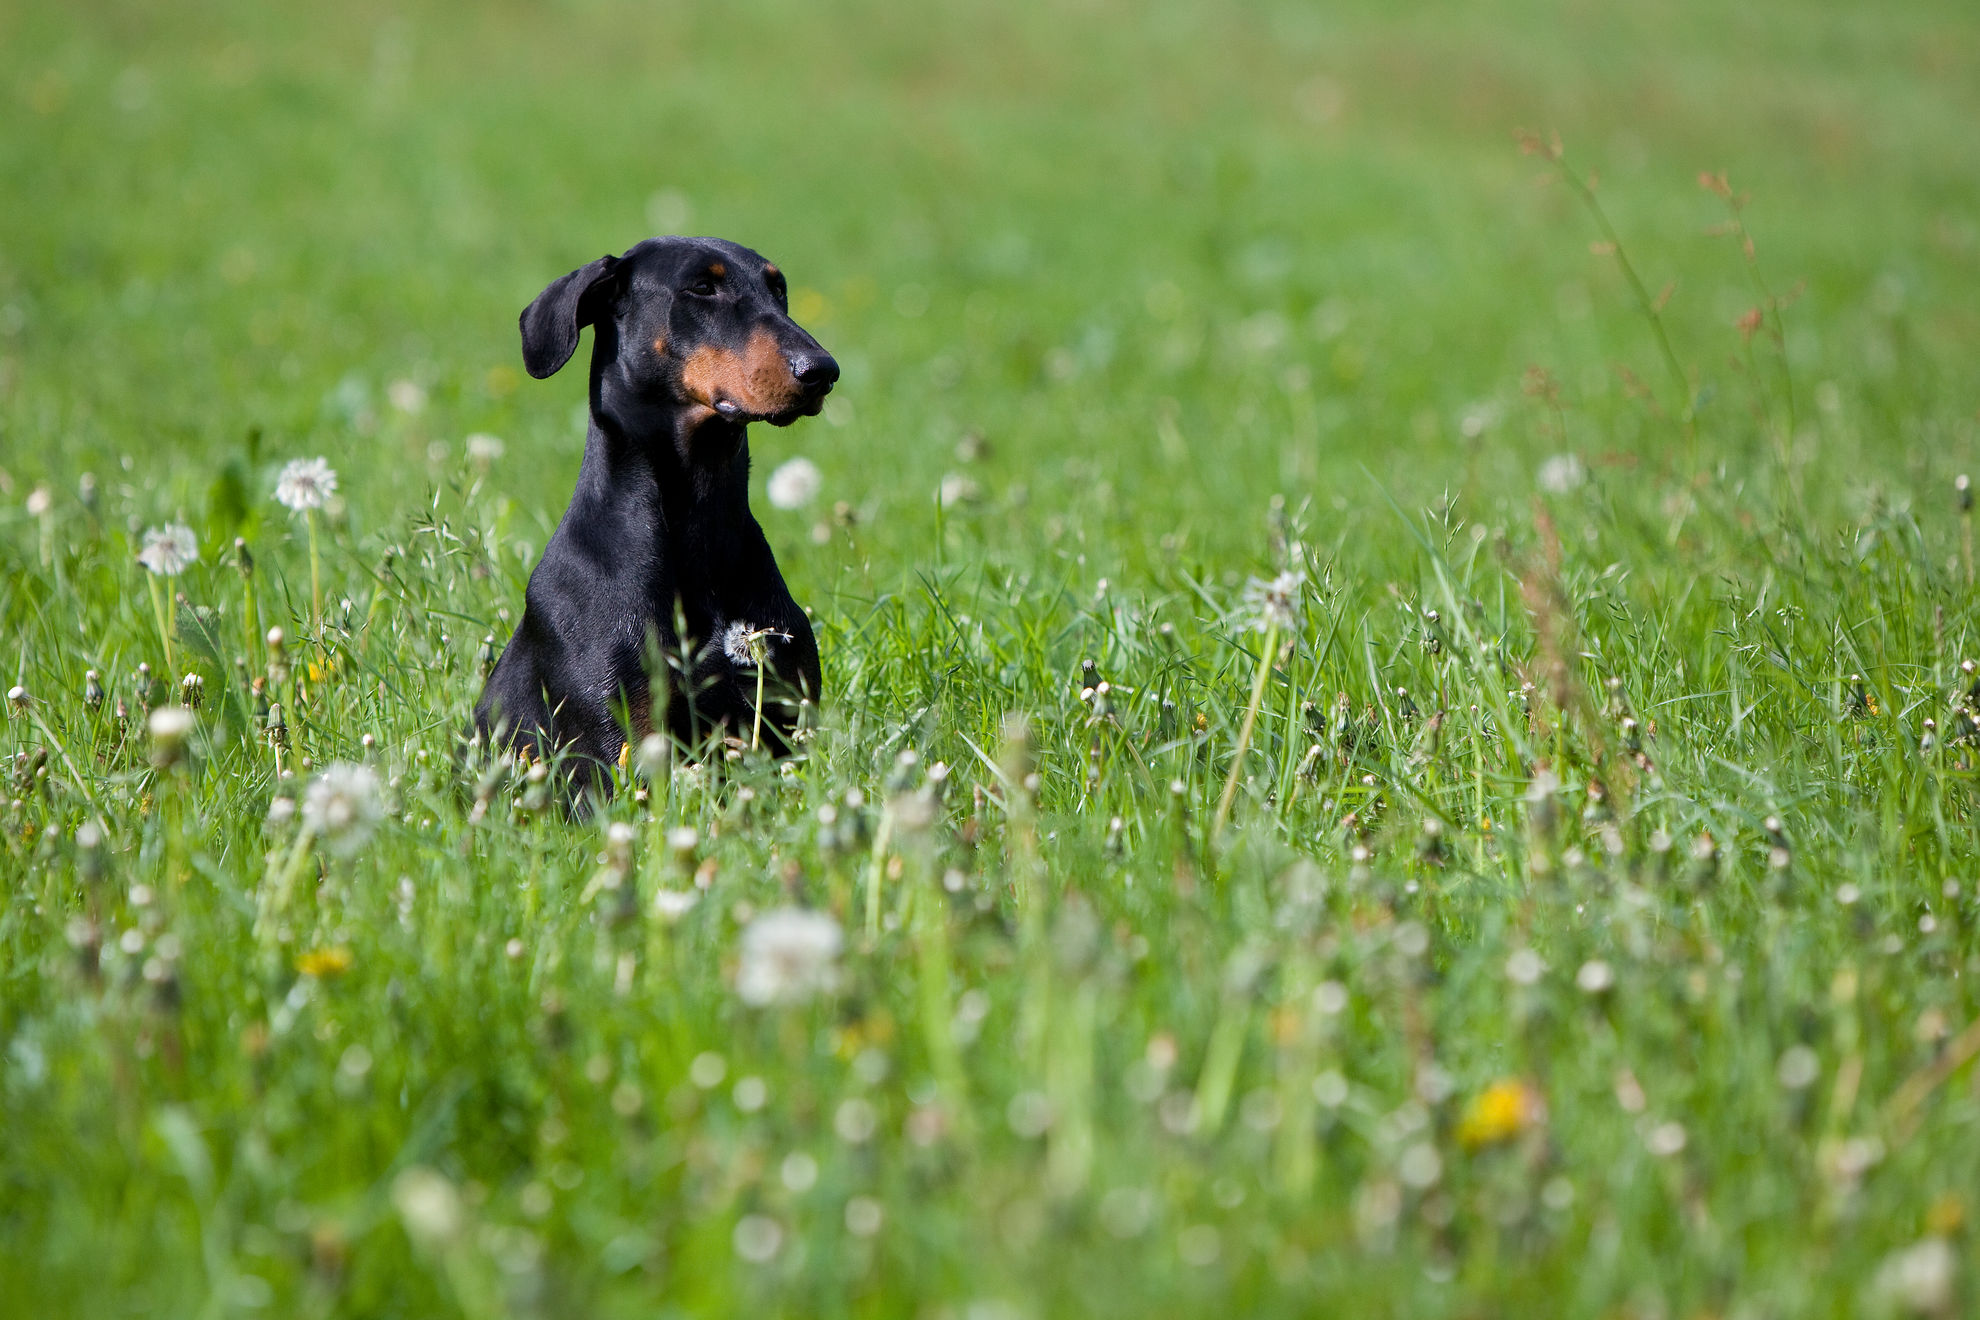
[1645,1121,1687,1157]
[1241,570,1303,633]
[1006,1090,1054,1138]
[274,457,338,512]
[835,1096,878,1143]
[780,1151,819,1191]
[844,1196,883,1236]
[387,379,427,414]
[722,621,757,667]
[1312,1069,1349,1107]
[735,907,842,1006]
[147,705,195,748]
[137,523,200,576]
[766,456,823,510]
[1575,959,1614,993]
[937,472,982,506]
[720,620,791,669]
[1537,453,1586,494]
[732,1214,782,1263]
[1874,1238,1956,1315]
[1398,1142,1442,1188]
[1313,979,1349,1015]
[689,1052,726,1088]
[465,433,504,465]
[392,1167,463,1246]
[1776,1045,1820,1090]
[653,889,699,922]
[301,762,384,855]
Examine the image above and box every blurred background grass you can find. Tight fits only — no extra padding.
[4,0,1976,574]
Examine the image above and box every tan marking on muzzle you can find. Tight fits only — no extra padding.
[680,328,803,415]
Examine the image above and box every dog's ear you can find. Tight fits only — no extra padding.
[519,255,619,379]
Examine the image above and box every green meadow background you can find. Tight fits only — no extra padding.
[4,0,1980,1315]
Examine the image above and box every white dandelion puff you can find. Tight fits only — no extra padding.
[1644,1121,1687,1157]
[391,1167,463,1247]
[653,889,700,922]
[1874,1238,1956,1315]
[1537,453,1586,494]
[721,620,790,668]
[274,457,339,511]
[465,433,505,465]
[735,907,842,1006]
[731,1214,783,1263]
[937,472,982,506]
[1776,1045,1820,1090]
[302,762,384,856]
[147,705,195,746]
[1505,948,1546,986]
[1240,570,1303,633]
[387,379,427,414]
[136,523,200,576]
[766,456,822,510]
[844,1196,884,1237]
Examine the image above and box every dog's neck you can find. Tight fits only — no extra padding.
[582,343,753,515]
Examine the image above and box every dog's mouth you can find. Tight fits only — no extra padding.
[711,387,832,428]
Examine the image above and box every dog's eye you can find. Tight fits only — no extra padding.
[685,278,717,298]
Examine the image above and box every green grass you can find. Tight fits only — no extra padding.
[6,0,1980,1314]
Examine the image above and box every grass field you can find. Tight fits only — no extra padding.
[6,0,1980,1314]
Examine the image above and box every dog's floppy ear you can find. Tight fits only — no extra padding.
[519,255,619,379]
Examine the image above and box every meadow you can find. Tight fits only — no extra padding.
[4,0,1980,1314]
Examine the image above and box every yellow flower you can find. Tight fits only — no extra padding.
[1458,1078,1545,1150]
[1926,1192,1965,1238]
[296,946,354,978]
[306,654,338,684]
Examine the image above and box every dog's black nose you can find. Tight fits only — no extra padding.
[790,352,839,392]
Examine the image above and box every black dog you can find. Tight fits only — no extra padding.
[474,236,835,782]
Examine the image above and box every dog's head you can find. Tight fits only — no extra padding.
[519,236,837,427]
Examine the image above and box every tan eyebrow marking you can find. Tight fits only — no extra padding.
[763,264,780,279]
[708,262,726,278]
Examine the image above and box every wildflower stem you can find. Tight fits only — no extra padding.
[305,508,322,639]
[1214,620,1279,842]
[258,824,317,949]
[865,806,895,944]
[148,575,176,675]
[29,709,100,817]
[243,572,260,675]
[915,896,972,1127]
[1190,993,1250,1136]
[752,656,766,751]
[1548,152,1694,448]
[1962,507,1973,588]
